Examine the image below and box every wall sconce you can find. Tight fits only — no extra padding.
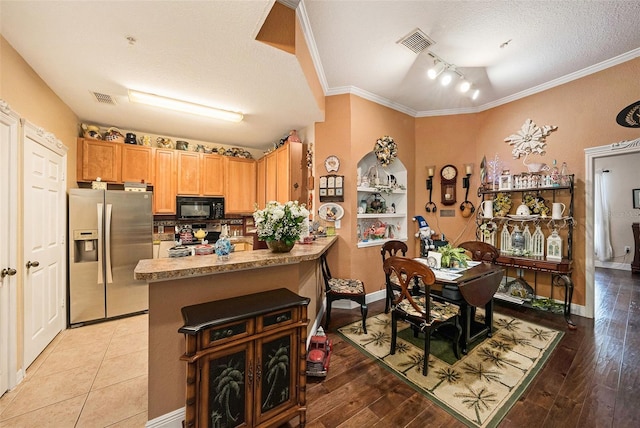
[462,163,473,189]
[426,165,436,189]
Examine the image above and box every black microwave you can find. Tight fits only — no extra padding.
[176,196,225,220]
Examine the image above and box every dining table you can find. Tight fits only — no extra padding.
[414,259,504,354]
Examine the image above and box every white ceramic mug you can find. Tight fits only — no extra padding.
[481,200,493,218]
[552,202,566,219]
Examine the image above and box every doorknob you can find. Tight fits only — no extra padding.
[26,261,40,268]
[1,268,17,278]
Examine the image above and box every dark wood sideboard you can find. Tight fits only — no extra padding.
[179,288,310,428]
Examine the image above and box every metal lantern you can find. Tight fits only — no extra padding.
[546,228,562,261]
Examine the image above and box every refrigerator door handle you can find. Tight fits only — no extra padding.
[97,203,104,285]
[105,203,113,284]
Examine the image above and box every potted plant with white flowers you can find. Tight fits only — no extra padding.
[253,200,310,253]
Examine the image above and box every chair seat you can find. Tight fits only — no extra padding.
[328,277,365,294]
[397,297,460,325]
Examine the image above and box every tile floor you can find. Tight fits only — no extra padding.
[0,314,148,428]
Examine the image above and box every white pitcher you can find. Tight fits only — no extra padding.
[480,200,493,219]
[552,202,566,219]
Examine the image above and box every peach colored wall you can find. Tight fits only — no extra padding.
[1,36,79,185]
[316,94,416,294]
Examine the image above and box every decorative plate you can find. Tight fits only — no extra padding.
[318,203,344,221]
[507,214,540,220]
[324,155,340,172]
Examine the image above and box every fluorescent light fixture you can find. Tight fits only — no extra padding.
[128,90,243,122]
[427,61,446,79]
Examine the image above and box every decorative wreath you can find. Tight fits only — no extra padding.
[374,135,398,167]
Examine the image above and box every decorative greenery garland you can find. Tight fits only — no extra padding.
[374,135,398,166]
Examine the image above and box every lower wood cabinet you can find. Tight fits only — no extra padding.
[180,289,309,428]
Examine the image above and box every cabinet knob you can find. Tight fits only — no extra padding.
[1,268,17,278]
[293,182,299,189]
[26,261,40,269]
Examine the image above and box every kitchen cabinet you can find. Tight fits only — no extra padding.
[179,288,309,428]
[477,174,576,328]
[256,156,266,209]
[262,141,307,204]
[121,144,154,184]
[153,149,177,214]
[356,152,407,248]
[201,153,224,196]
[176,151,201,195]
[224,157,257,214]
[77,138,121,182]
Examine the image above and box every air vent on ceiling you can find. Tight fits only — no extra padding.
[397,28,435,54]
[91,91,117,105]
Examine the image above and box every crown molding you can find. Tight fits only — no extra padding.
[296,1,329,94]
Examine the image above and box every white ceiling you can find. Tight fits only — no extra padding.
[2,1,640,151]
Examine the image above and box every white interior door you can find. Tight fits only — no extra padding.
[22,123,67,369]
[0,104,19,395]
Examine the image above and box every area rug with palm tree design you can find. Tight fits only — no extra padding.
[337,310,563,428]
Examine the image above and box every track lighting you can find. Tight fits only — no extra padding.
[471,88,480,100]
[440,70,453,86]
[427,61,446,79]
[459,79,471,93]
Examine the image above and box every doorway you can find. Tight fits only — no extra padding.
[585,137,640,319]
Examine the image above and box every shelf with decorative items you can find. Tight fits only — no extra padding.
[476,173,576,329]
[356,146,407,248]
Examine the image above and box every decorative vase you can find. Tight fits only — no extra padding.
[267,240,295,253]
[214,235,232,260]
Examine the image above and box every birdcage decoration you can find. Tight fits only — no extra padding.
[531,225,545,256]
[546,228,562,261]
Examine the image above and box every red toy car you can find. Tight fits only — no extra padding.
[306,334,332,377]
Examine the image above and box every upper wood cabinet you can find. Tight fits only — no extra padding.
[77,138,121,182]
[256,156,266,209]
[176,151,201,195]
[225,157,257,214]
[121,144,154,184]
[201,153,224,196]
[261,142,307,204]
[153,149,177,214]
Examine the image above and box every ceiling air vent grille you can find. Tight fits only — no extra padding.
[91,92,117,105]
[398,28,435,54]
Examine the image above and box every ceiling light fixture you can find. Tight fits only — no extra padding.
[128,90,244,123]
[440,69,453,86]
[427,60,446,79]
[471,88,480,100]
[458,79,471,93]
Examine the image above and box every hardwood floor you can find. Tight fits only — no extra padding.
[302,268,640,428]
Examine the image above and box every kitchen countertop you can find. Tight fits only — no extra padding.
[135,236,337,282]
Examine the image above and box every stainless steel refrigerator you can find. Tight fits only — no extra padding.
[68,189,152,326]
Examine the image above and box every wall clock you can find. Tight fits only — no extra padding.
[324,155,340,172]
[440,164,458,206]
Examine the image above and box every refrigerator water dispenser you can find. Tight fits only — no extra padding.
[73,230,98,263]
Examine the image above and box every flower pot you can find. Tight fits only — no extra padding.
[267,240,295,253]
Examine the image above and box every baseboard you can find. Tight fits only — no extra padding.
[595,260,632,271]
[145,407,184,428]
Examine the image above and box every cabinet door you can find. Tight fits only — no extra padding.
[121,145,153,184]
[265,151,278,203]
[153,149,176,214]
[287,141,306,204]
[200,342,254,428]
[255,330,298,425]
[177,151,201,195]
[256,157,266,209]
[225,158,257,214]
[276,145,291,203]
[78,138,121,182]
[201,154,224,196]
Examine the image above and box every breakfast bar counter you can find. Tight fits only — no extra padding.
[134,236,337,422]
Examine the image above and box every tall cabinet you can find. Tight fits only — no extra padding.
[261,141,307,205]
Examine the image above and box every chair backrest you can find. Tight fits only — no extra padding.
[381,240,408,262]
[459,241,499,262]
[319,253,333,292]
[383,256,435,316]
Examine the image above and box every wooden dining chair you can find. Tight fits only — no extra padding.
[381,240,408,313]
[384,256,461,375]
[458,241,499,262]
[320,253,368,334]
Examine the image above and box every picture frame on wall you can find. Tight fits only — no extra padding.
[633,188,640,209]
